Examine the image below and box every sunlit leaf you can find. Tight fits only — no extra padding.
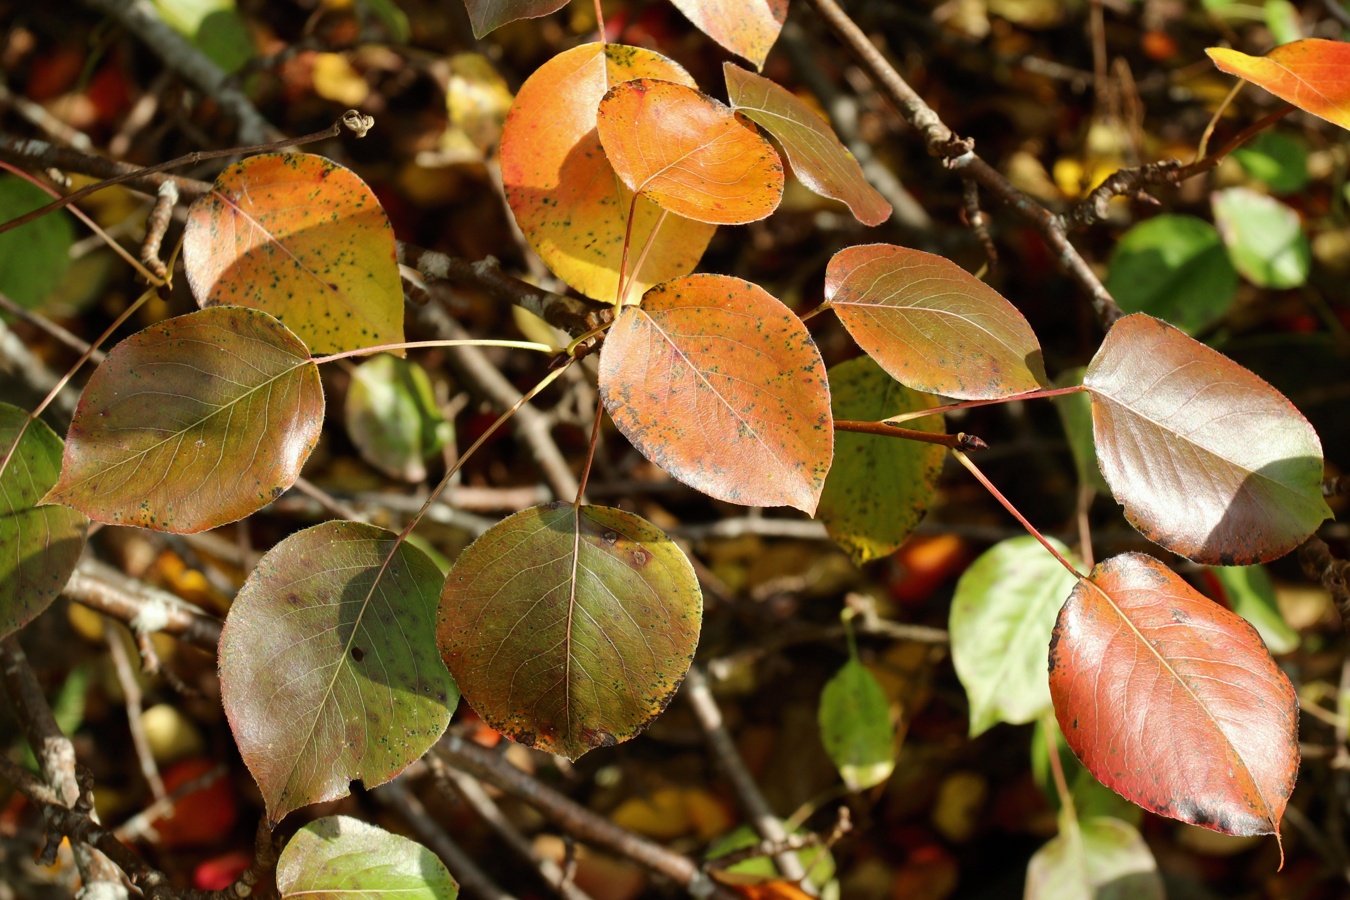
[1083,313,1330,564]
[951,537,1081,736]
[221,522,455,824]
[1025,816,1163,900]
[818,357,943,565]
[819,657,895,791]
[1104,215,1237,334]
[44,307,323,534]
[826,244,1045,400]
[598,274,832,514]
[438,502,701,761]
[1212,187,1310,289]
[596,79,784,226]
[183,153,403,356]
[1051,369,1110,496]
[669,0,787,69]
[345,355,451,483]
[0,175,74,310]
[0,405,87,637]
[723,63,890,226]
[500,43,714,304]
[1207,39,1350,130]
[277,815,458,899]
[1231,131,1310,195]
[460,0,567,38]
[1205,564,1299,655]
[1049,552,1299,837]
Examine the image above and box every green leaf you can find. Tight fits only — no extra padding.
[0,175,74,310]
[1025,817,1163,900]
[345,355,451,483]
[1207,564,1299,654]
[0,405,88,637]
[1212,187,1311,289]
[1051,370,1110,496]
[1263,0,1303,45]
[950,536,1081,736]
[220,522,455,824]
[818,656,894,790]
[151,0,253,73]
[277,815,458,899]
[44,307,323,534]
[439,503,702,761]
[359,0,410,43]
[706,824,837,888]
[818,357,944,565]
[1104,215,1237,334]
[1231,132,1310,195]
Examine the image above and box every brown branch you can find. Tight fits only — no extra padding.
[63,558,223,652]
[961,179,997,268]
[141,180,179,281]
[835,419,986,451]
[1300,536,1350,632]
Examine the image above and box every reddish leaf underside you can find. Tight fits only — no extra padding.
[183,153,404,356]
[460,0,568,38]
[724,63,891,227]
[499,43,715,303]
[1049,553,1299,838]
[43,307,323,534]
[825,244,1046,399]
[598,274,833,514]
[438,503,702,761]
[1207,39,1350,131]
[1084,313,1329,565]
[596,79,784,225]
[669,0,788,69]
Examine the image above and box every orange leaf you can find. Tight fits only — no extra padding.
[500,43,715,303]
[183,153,404,357]
[1207,39,1350,130]
[598,274,832,513]
[596,79,784,225]
[670,0,787,70]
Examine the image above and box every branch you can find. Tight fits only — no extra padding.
[835,419,987,451]
[64,558,223,651]
[1300,537,1350,632]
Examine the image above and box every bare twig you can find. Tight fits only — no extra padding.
[961,179,997,268]
[104,620,167,801]
[140,180,179,281]
[0,291,105,359]
[1300,536,1350,631]
[64,557,223,651]
[835,419,986,451]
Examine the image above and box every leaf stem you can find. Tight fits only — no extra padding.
[834,419,986,451]
[1194,80,1244,162]
[952,450,1085,579]
[310,339,557,365]
[573,400,605,508]
[884,384,1087,424]
[594,0,606,43]
[614,193,641,308]
[1041,712,1083,857]
[798,302,831,323]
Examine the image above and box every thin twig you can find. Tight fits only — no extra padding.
[104,620,167,801]
[140,180,178,281]
[835,419,986,451]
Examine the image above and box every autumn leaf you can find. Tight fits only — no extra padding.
[1207,39,1350,130]
[669,0,787,70]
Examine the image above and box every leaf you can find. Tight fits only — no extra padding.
[825,244,1046,400]
[0,405,88,637]
[277,815,458,899]
[0,175,74,310]
[438,502,702,761]
[1032,718,1144,827]
[707,824,837,887]
[360,0,410,43]
[1051,369,1110,496]
[345,355,451,483]
[44,307,324,534]
[598,274,832,514]
[818,357,944,565]
[818,657,895,790]
[1212,187,1311,289]
[1083,313,1330,564]
[596,79,784,226]
[1231,131,1310,195]
[151,0,254,73]
[460,0,567,38]
[1025,816,1163,900]
[1206,564,1299,655]
[1049,552,1299,837]
[723,63,890,226]
[183,153,403,356]
[500,43,715,303]
[950,537,1082,736]
[220,521,456,824]
[669,0,787,69]
[1104,215,1237,334]
[1263,0,1303,45]
[1207,39,1350,130]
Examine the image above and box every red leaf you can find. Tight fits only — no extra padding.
[1207,39,1350,130]
[669,0,787,69]
[1049,553,1298,839]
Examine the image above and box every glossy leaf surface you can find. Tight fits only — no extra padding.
[599,274,832,514]
[1105,215,1237,334]
[44,307,323,534]
[1084,313,1329,564]
[460,0,566,38]
[0,405,87,637]
[277,815,458,899]
[596,79,784,225]
[439,503,701,761]
[951,537,1081,736]
[1212,187,1310,289]
[669,0,787,69]
[500,43,714,303]
[818,357,943,565]
[183,153,403,356]
[724,64,890,226]
[1049,553,1299,837]
[345,355,451,483]
[1025,816,1163,900]
[826,244,1045,399]
[0,175,74,309]
[1207,39,1350,130]
[220,522,455,824]
[818,657,894,791]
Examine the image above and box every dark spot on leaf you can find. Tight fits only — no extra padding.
[350,646,365,662]
[515,730,536,748]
